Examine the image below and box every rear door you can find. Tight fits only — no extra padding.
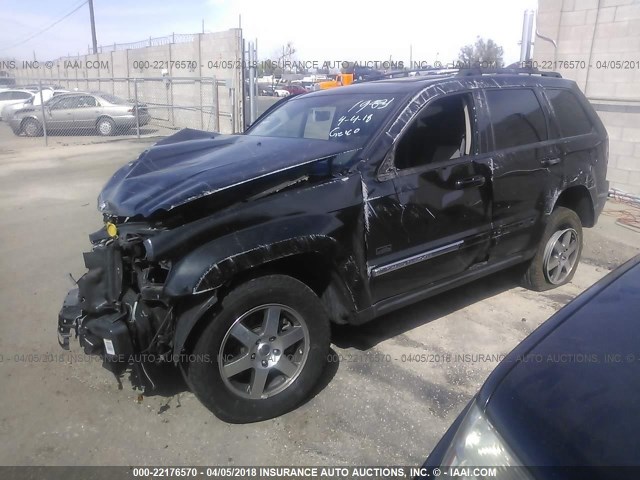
[483,87,563,260]
[366,91,493,303]
[73,95,100,128]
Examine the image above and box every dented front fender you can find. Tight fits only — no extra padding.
[163,215,344,297]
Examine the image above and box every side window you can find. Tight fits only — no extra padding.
[546,89,594,137]
[56,97,83,109]
[395,94,473,170]
[47,97,64,108]
[14,92,32,100]
[485,89,547,150]
[78,96,97,107]
[0,92,10,100]
[52,97,75,109]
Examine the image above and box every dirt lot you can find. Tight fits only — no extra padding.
[0,122,638,467]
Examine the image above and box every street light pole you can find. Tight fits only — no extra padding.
[88,0,98,54]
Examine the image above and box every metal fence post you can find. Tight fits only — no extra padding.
[248,41,257,126]
[212,76,219,132]
[230,87,236,134]
[200,77,205,130]
[38,79,48,146]
[134,79,140,138]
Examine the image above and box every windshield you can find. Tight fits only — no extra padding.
[247,93,401,148]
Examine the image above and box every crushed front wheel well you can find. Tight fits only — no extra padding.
[554,186,595,227]
[219,252,356,325]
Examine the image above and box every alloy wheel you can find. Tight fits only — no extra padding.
[98,120,113,135]
[218,304,310,400]
[543,228,579,284]
[24,120,39,136]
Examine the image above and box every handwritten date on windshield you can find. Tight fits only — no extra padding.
[329,98,395,138]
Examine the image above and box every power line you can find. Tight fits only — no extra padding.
[0,0,89,52]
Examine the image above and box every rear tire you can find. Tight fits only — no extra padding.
[521,207,583,291]
[187,275,330,423]
[97,117,116,136]
[22,118,42,137]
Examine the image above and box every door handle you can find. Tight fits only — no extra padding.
[454,175,486,189]
[541,157,561,166]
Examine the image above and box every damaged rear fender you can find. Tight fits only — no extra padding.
[163,215,346,298]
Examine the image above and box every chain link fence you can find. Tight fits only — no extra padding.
[1,76,241,146]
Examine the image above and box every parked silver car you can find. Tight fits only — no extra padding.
[9,92,151,137]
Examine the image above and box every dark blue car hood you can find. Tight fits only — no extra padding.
[484,258,640,467]
[98,129,355,218]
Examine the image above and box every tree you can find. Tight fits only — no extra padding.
[458,37,504,68]
[277,41,296,72]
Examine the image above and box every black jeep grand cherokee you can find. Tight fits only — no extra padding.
[58,68,609,423]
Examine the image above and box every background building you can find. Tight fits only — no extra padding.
[535,0,640,194]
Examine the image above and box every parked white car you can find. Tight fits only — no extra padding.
[274,88,290,97]
[1,89,68,121]
[0,90,35,120]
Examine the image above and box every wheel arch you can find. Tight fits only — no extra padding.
[552,185,595,228]
[95,114,115,127]
[173,250,356,360]
[19,115,41,131]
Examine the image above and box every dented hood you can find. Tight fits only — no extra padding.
[98,129,354,218]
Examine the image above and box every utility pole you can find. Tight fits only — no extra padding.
[88,0,98,54]
[520,9,534,63]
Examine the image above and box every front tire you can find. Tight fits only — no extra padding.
[22,118,42,137]
[522,207,583,291]
[187,275,330,423]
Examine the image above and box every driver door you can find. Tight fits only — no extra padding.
[47,96,80,129]
[366,92,494,303]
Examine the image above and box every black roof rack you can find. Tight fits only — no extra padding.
[356,66,562,83]
[457,67,562,78]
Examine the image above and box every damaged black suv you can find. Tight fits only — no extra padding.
[58,68,609,423]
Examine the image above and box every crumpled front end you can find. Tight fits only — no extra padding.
[58,221,173,388]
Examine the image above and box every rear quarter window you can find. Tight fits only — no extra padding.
[485,88,547,150]
[546,88,594,137]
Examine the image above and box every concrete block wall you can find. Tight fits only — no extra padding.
[11,29,244,134]
[535,0,640,194]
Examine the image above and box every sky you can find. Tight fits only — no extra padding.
[0,0,538,66]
